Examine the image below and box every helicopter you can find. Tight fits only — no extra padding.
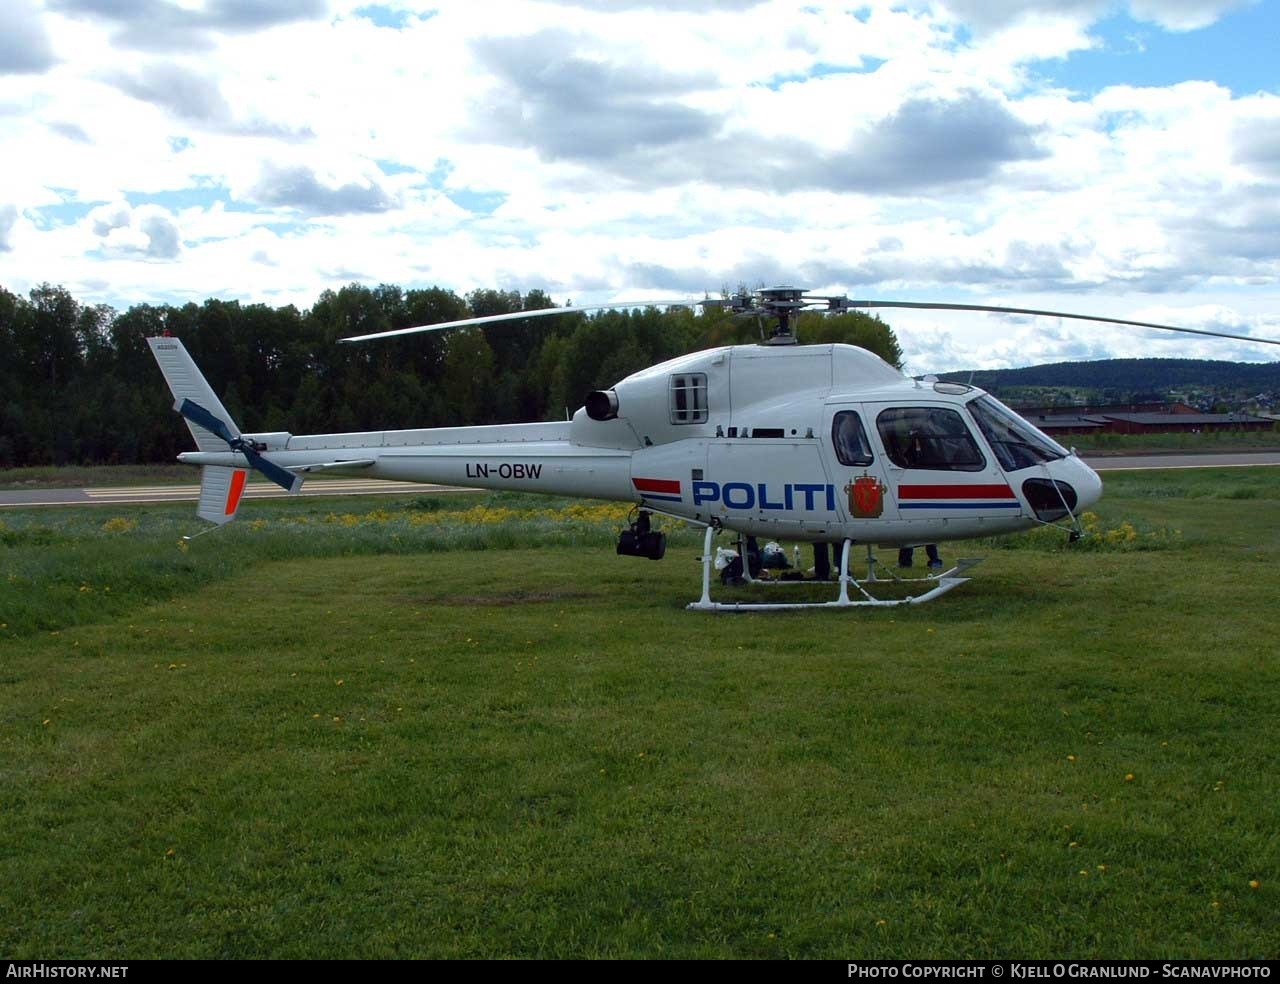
[147,285,1279,611]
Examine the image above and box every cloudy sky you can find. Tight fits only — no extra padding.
[2,0,1278,371]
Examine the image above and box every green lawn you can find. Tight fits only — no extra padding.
[0,464,194,489]
[1,471,1277,958]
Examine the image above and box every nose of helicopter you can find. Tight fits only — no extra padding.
[1020,453,1102,522]
[1067,454,1103,510]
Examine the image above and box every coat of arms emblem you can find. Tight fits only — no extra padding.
[847,473,886,518]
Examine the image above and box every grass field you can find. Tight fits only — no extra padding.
[1,470,1277,958]
[0,464,193,489]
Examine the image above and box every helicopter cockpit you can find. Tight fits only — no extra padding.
[966,394,1069,472]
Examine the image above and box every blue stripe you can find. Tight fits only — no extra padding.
[641,493,683,503]
[900,502,1023,510]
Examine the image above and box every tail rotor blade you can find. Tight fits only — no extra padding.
[242,445,302,494]
[177,399,237,444]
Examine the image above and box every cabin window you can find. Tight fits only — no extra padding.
[831,411,874,466]
[669,373,708,424]
[876,407,985,472]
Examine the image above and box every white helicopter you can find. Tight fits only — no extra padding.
[147,286,1276,611]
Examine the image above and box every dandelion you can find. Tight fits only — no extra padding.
[42,719,50,726]
[1125,773,1135,782]
[1079,870,1089,876]
[875,920,887,927]
[166,848,175,857]
[1067,755,1076,762]
[1097,865,1107,872]
[1249,880,1260,889]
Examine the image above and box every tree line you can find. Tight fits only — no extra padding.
[0,282,904,468]
[947,358,1280,402]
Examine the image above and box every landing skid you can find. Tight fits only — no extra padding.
[687,527,982,612]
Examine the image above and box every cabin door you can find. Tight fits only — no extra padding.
[865,403,1024,526]
[823,405,898,526]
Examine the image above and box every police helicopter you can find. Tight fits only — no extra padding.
[147,286,1278,611]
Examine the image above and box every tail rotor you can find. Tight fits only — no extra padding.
[175,398,301,493]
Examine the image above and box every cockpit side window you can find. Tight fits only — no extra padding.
[832,410,874,466]
[967,395,1067,472]
[669,373,709,424]
[876,407,986,472]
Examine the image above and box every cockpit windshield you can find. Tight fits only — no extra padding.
[967,395,1068,472]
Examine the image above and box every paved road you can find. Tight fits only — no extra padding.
[1086,451,1280,471]
[1,452,1276,509]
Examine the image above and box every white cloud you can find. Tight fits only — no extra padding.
[1,0,1277,370]
[0,204,19,251]
[0,0,56,74]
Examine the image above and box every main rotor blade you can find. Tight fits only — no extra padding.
[340,299,699,343]
[845,300,1280,347]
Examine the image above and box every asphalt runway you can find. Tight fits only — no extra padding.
[1085,451,1280,471]
[1,452,1277,509]
[0,478,477,509]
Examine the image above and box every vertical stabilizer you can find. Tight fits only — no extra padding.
[147,337,241,452]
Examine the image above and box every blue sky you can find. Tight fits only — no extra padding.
[1043,3,1277,96]
[1,0,1278,371]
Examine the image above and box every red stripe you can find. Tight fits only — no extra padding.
[633,477,681,494]
[898,483,1015,500]
[226,469,248,515]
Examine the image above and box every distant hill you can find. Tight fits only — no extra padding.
[938,358,1280,410]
